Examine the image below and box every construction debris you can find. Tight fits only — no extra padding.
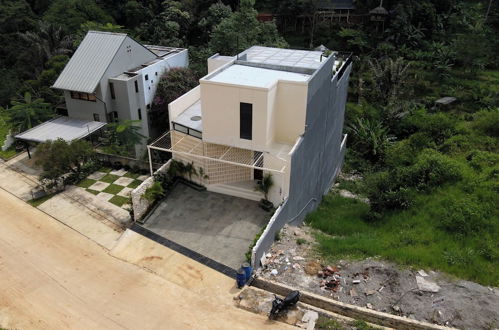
[258,224,499,330]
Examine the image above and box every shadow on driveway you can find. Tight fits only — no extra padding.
[142,183,270,270]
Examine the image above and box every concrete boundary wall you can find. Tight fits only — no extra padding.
[252,278,455,330]
[131,160,171,221]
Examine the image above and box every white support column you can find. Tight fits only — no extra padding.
[147,146,153,176]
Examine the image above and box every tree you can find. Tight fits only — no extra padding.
[35,138,95,185]
[135,0,191,47]
[209,0,287,55]
[155,68,199,109]
[198,1,232,42]
[74,22,125,46]
[366,57,411,106]
[43,0,114,33]
[101,119,145,156]
[19,21,73,74]
[7,92,54,133]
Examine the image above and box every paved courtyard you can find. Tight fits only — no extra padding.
[78,167,149,209]
[143,183,270,270]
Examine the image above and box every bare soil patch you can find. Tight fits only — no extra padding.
[257,225,499,330]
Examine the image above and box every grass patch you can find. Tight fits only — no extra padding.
[103,184,124,195]
[124,172,140,179]
[101,174,119,183]
[0,148,17,160]
[127,179,142,189]
[109,195,129,207]
[27,193,57,207]
[86,189,100,195]
[98,166,113,173]
[77,178,97,188]
[306,191,499,286]
[315,316,345,330]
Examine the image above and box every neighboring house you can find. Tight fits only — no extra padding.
[48,31,188,155]
[149,46,351,218]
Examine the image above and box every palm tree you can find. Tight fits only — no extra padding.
[8,92,53,133]
[103,120,146,156]
[20,22,73,73]
[367,57,411,106]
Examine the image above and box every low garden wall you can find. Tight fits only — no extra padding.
[131,160,171,221]
[96,152,162,172]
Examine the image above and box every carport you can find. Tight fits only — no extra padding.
[15,116,106,157]
[140,183,270,270]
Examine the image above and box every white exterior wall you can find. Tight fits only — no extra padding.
[200,82,270,151]
[274,82,308,144]
[64,89,106,121]
[168,86,201,129]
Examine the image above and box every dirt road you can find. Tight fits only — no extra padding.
[0,188,291,330]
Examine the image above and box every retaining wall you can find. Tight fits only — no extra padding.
[131,160,171,221]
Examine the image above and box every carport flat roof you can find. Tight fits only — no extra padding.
[15,116,106,143]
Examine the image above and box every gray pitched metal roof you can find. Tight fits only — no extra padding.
[52,31,128,93]
[15,116,106,143]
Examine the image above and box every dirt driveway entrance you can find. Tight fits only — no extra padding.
[142,183,270,270]
[0,188,292,330]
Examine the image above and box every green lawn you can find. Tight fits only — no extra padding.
[87,189,99,195]
[127,179,142,188]
[27,193,57,207]
[109,195,129,207]
[306,191,498,286]
[0,112,17,160]
[103,184,123,195]
[77,178,96,188]
[101,173,120,183]
[124,172,140,179]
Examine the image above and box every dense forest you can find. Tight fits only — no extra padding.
[0,0,498,284]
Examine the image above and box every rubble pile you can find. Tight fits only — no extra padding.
[257,224,499,329]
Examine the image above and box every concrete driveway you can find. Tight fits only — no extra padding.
[143,183,270,270]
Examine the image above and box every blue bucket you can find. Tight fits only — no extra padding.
[236,268,246,288]
[242,262,252,281]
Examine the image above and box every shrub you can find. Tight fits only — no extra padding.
[403,149,463,190]
[143,182,164,202]
[467,151,499,172]
[472,109,499,137]
[438,196,493,236]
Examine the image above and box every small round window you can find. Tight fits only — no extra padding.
[191,116,202,121]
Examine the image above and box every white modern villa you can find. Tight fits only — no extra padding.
[16,31,188,156]
[148,46,351,212]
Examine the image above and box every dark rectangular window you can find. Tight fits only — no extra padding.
[137,108,142,120]
[109,83,115,99]
[240,102,252,140]
[134,80,138,93]
[145,74,149,81]
[93,113,100,121]
[70,91,96,102]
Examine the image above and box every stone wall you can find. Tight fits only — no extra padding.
[131,160,171,221]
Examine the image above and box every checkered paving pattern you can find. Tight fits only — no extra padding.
[77,167,149,209]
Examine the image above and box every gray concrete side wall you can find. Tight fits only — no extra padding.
[251,61,352,267]
[131,160,171,221]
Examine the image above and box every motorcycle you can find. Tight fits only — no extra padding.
[268,290,300,319]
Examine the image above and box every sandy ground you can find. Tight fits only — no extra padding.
[0,188,293,330]
[259,225,499,330]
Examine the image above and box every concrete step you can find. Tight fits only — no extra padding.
[207,182,263,202]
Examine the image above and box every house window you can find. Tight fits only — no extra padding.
[110,83,115,99]
[240,102,252,140]
[155,72,158,76]
[134,80,138,93]
[70,91,97,102]
[109,111,118,122]
[93,113,100,121]
[145,74,149,81]
[138,108,142,120]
